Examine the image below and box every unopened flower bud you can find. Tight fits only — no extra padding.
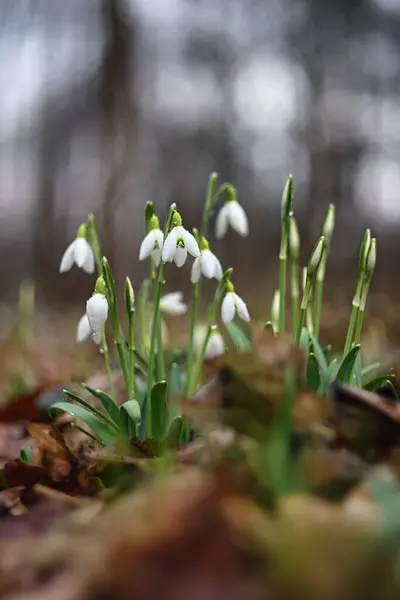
[125,277,135,314]
[281,174,293,222]
[94,276,106,296]
[322,204,335,243]
[289,215,300,259]
[359,229,371,273]
[366,237,376,278]
[307,236,325,279]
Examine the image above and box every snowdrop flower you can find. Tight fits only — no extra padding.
[139,214,164,267]
[215,186,249,239]
[160,292,188,316]
[76,314,91,343]
[221,282,250,324]
[194,325,225,359]
[191,237,223,283]
[60,223,95,274]
[86,288,108,345]
[161,211,200,267]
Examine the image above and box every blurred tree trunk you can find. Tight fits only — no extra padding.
[98,0,138,284]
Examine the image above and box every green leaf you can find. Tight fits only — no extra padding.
[309,334,328,378]
[151,380,168,441]
[120,400,141,439]
[361,362,381,386]
[165,416,184,450]
[225,321,251,351]
[364,374,394,392]
[353,353,362,387]
[318,358,339,394]
[306,353,320,391]
[49,402,117,446]
[83,385,120,426]
[168,362,182,395]
[20,446,33,464]
[62,389,119,431]
[335,345,361,384]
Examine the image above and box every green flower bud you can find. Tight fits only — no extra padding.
[359,229,371,273]
[145,202,155,233]
[307,236,325,279]
[125,277,135,314]
[281,174,293,222]
[322,204,335,244]
[225,184,237,204]
[366,237,376,278]
[289,215,300,259]
[172,211,183,227]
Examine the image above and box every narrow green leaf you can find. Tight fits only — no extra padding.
[62,389,119,431]
[364,374,394,392]
[165,416,184,450]
[299,328,310,359]
[49,402,117,446]
[83,385,120,426]
[335,345,361,384]
[151,380,168,441]
[225,321,251,351]
[306,353,320,391]
[120,400,141,439]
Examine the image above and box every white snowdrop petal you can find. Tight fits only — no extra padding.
[181,228,200,258]
[153,229,164,248]
[86,293,108,331]
[174,245,187,267]
[74,238,90,268]
[191,258,202,283]
[228,203,249,237]
[139,231,156,261]
[205,331,225,358]
[160,292,188,316]
[152,247,162,267]
[214,256,223,280]
[201,250,216,279]
[92,330,102,345]
[59,241,76,273]
[82,247,95,274]
[221,293,236,324]
[162,228,178,263]
[215,204,229,240]
[76,314,91,343]
[234,293,250,322]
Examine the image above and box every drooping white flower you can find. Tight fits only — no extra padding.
[76,314,91,343]
[215,198,249,240]
[191,239,223,283]
[139,214,164,267]
[60,224,95,274]
[86,293,108,343]
[161,212,200,267]
[221,288,250,324]
[160,292,188,316]
[194,325,225,359]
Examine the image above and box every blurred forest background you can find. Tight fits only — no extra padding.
[0,0,400,327]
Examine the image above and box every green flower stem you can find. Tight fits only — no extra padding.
[87,216,116,401]
[343,277,364,358]
[186,281,200,396]
[353,278,371,346]
[278,221,289,336]
[290,258,299,339]
[100,326,116,401]
[146,263,166,438]
[190,279,225,395]
[306,284,314,335]
[102,258,130,400]
[138,279,151,357]
[126,308,136,401]
[295,280,312,345]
